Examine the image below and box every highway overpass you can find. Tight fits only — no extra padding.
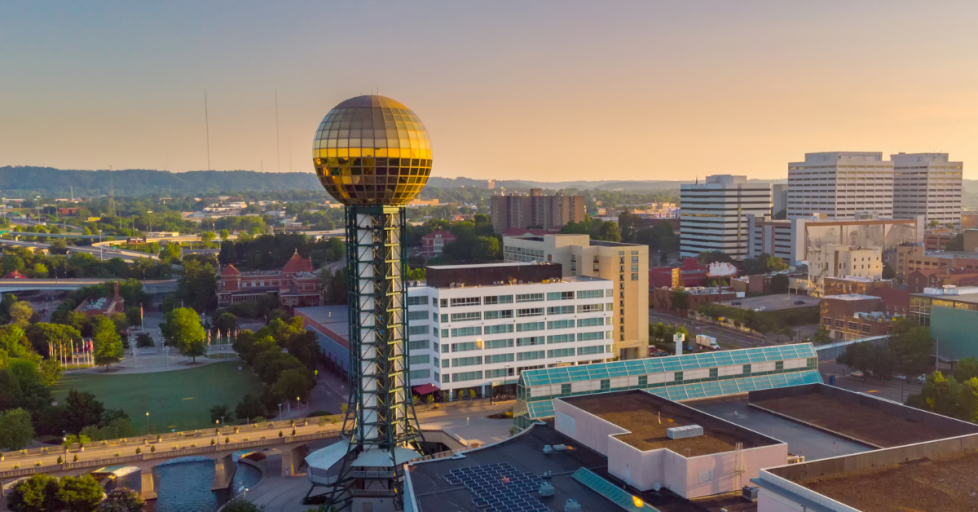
[0,239,159,262]
[0,278,177,294]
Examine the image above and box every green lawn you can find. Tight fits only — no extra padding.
[51,362,264,433]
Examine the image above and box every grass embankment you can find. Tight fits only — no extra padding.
[51,362,264,433]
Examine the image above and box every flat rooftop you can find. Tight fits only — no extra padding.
[409,422,762,512]
[408,422,616,512]
[750,384,978,448]
[913,291,978,304]
[796,450,978,512]
[564,392,779,457]
[690,397,870,461]
[820,293,879,301]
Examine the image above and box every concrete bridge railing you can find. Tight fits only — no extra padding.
[0,428,341,481]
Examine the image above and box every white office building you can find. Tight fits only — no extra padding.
[787,152,894,220]
[404,263,614,400]
[892,152,963,228]
[679,174,771,260]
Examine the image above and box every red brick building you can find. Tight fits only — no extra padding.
[75,282,124,318]
[651,286,737,315]
[420,230,456,257]
[820,294,899,341]
[217,251,322,309]
[907,269,978,294]
[650,258,708,288]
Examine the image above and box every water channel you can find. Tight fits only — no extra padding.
[105,454,263,512]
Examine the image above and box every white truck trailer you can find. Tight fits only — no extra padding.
[696,334,720,351]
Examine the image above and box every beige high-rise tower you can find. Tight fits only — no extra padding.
[502,234,649,360]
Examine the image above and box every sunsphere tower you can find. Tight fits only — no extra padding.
[307,95,431,511]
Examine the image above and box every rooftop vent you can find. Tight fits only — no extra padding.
[564,499,582,512]
[666,425,704,440]
[539,481,555,497]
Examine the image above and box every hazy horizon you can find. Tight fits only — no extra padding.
[3,2,978,180]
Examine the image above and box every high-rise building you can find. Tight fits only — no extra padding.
[892,153,963,228]
[772,183,788,217]
[403,262,614,400]
[747,216,920,265]
[490,189,585,232]
[501,234,648,360]
[787,152,894,220]
[307,95,430,510]
[808,244,882,285]
[679,175,771,259]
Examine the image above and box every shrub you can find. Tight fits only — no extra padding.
[150,446,156,453]
[136,447,141,454]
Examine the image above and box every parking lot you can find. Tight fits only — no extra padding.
[719,293,813,312]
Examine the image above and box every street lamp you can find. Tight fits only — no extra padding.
[145,412,150,435]
[297,396,301,411]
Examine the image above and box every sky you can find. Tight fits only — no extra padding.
[3,1,978,181]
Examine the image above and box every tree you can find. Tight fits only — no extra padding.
[472,236,501,261]
[322,268,349,305]
[7,474,61,512]
[97,488,144,512]
[595,221,621,243]
[907,372,978,423]
[200,231,217,244]
[63,390,105,434]
[219,229,230,241]
[286,331,320,370]
[953,357,978,383]
[9,300,33,327]
[221,497,263,512]
[91,315,124,369]
[236,394,266,422]
[888,318,934,375]
[669,288,690,312]
[210,404,233,424]
[26,323,81,360]
[882,263,896,280]
[49,238,69,254]
[698,251,732,265]
[175,258,217,312]
[812,326,832,345]
[166,308,207,363]
[56,475,104,512]
[770,274,789,293]
[945,233,965,252]
[269,368,313,402]
[0,370,23,411]
[0,408,35,450]
[215,312,238,336]
[39,358,63,386]
[125,307,142,327]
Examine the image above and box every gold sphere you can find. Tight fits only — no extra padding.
[312,95,432,206]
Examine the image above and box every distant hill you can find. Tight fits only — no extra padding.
[0,166,323,197]
[3,166,975,203]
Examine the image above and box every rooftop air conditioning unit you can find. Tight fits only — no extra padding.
[564,499,582,512]
[667,425,704,439]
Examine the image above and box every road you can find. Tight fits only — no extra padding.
[649,309,773,350]
[819,360,923,404]
[0,238,157,262]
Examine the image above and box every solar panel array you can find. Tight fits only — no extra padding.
[444,463,550,512]
[571,467,657,511]
[521,344,817,387]
[525,370,823,419]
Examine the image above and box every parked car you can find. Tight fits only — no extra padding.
[754,307,766,312]
[894,374,907,381]
[916,374,927,385]
[850,370,865,378]
[731,300,742,306]
[794,300,806,305]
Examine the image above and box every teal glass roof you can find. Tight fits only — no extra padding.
[572,467,659,511]
[520,344,817,387]
[525,370,822,420]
